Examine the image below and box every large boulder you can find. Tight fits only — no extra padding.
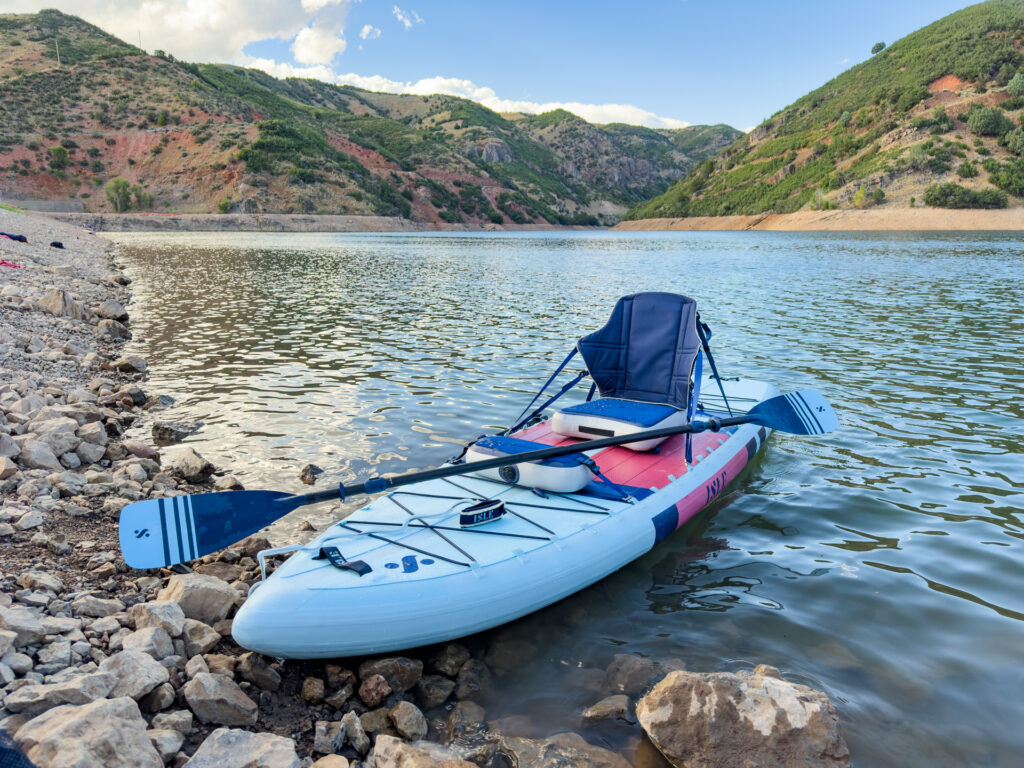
[635,667,850,768]
[99,650,170,700]
[158,573,237,625]
[14,696,163,768]
[3,672,118,716]
[183,672,258,726]
[184,728,298,768]
[39,289,89,322]
[130,600,186,638]
[17,440,61,471]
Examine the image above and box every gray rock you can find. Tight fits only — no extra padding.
[158,574,237,625]
[76,440,107,465]
[151,709,193,734]
[358,656,423,692]
[14,696,163,768]
[140,681,176,713]
[17,440,61,471]
[130,601,186,638]
[429,642,470,676]
[184,727,299,768]
[635,667,851,768]
[169,447,215,483]
[39,289,90,322]
[17,570,62,593]
[389,700,428,741]
[0,605,46,647]
[0,433,20,458]
[151,421,197,446]
[183,673,258,726]
[605,653,660,695]
[454,659,491,700]
[97,319,131,340]
[181,618,221,657]
[237,651,281,691]
[72,594,126,618]
[341,710,370,755]
[97,298,129,321]
[122,627,174,660]
[35,640,72,674]
[4,671,118,716]
[77,421,107,446]
[185,654,209,679]
[0,455,18,479]
[580,694,632,725]
[416,674,456,709]
[371,735,474,768]
[299,463,323,485]
[498,732,629,768]
[100,649,170,700]
[314,719,346,754]
[14,509,45,531]
[147,727,185,762]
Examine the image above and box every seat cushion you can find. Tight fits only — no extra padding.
[551,398,686,451]
[464,435,593,493]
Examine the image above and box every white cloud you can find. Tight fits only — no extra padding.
[292,23,346,64]
[360,24,381,40]
[392,5,424,30]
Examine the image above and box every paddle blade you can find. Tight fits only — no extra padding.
[119,490,305,569]
[747,390,838,435]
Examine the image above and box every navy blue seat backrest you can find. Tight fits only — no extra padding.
[577,292,700,411]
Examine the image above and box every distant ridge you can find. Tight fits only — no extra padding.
[0,10,738,224]
[627,0,1024,219]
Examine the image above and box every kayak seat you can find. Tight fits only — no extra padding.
[465,435,593,493]
[551,398,686,452]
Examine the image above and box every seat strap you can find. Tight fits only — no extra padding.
[695,313,733,416]
[686,349,703,464]
[504,348,587,434]
[577,456,634,503]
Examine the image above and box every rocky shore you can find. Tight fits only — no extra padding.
[0,208,849,768]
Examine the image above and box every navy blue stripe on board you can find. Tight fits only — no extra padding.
[745,437,759,461]
[652,506,678,544]
[184,496,197,562]
[172,497,185,565]
[158,498,170,567]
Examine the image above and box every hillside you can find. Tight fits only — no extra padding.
[0,10,738,225]
[627,0,1024,220]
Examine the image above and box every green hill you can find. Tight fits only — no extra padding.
[627,0,1024,220]
[0,10,738,224]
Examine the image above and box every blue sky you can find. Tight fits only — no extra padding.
[13,0,981,129]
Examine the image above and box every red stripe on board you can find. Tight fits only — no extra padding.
[671,447,752,531]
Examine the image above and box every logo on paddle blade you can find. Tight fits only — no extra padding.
[134,529,150,539]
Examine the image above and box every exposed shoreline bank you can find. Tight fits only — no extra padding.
[613,207,1024,231]
[43,213,590,234]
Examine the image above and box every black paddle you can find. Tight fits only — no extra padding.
[119,389,837,568]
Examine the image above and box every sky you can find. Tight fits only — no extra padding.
[9,0,983,130]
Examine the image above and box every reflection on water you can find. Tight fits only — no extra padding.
[112,230,1024,767]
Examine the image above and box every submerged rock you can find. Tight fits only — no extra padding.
[498,732,630,768]
[635,666,851,768]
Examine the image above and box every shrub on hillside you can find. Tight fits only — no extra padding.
[923,182,1007,208]
[1007,72,1024,99]
[105,177,130,212]
[47,146,68,170]
[988,158,1024,196]
[958,161,979,178]
[1005,127,1024,156]
[967,106,1013,137]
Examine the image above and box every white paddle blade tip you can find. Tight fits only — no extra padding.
[784,390,839,435]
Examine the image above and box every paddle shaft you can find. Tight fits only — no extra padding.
[289,414,752,507]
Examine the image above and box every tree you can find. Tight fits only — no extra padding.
[838,110,853,127]
[852,185,868,208]
[997,63,1017,87]
[47,146,68,170]
[1007,72,1024,99]
[871,188,885,204]
[105,177,130,212]
[871,42,886,55]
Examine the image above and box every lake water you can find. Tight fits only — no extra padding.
[111,230,1024,767]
